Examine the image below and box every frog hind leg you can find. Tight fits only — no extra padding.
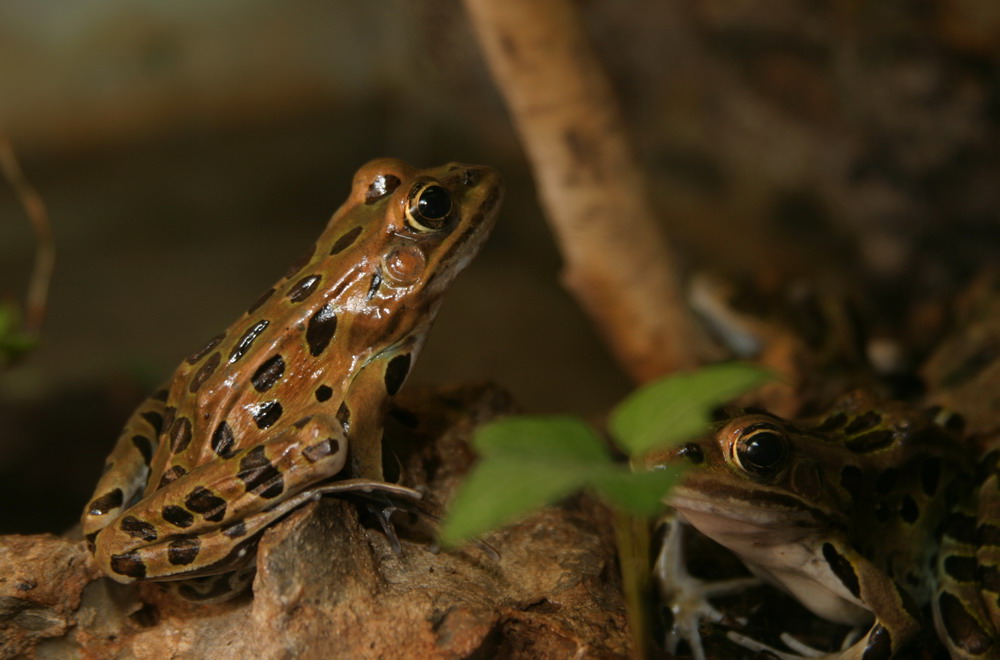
[93,413,423,585]
[82,388,169,547]
[817,542,923,660]
[162,478,424,603]
[92,414,349,583]
[934,476,1000,658]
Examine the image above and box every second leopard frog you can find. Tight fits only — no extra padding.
[651,389,1000,659]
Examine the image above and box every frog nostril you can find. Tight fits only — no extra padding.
[463,169,480,186]
[678,443,704,464]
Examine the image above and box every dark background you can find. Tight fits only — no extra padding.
[1,0,997,533]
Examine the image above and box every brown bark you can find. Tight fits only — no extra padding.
[3,384,630,659]
[462,0,702,382]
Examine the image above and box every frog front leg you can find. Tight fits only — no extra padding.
[340,346,418,483]
[92,414,353,583]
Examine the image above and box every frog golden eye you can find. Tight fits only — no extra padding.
[405,183,452,232]
[734,422,789,477]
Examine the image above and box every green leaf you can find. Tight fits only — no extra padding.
[441,416,615,545]
[473,415,610,463]
[439,456,601,545]
[591,467,684,517]
[610,363,772,457]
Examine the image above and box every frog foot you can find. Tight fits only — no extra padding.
[654,516,761,660]
[727,627,863,660]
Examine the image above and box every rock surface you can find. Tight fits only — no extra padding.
[2,383,629,659]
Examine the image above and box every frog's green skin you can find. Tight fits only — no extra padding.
[81,158,502,600]
[652,390,1000,659]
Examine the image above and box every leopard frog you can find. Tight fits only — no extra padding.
[651,390,1000,659]
[81,158,503,600]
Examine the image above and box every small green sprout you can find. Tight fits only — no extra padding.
[441,362,772,545]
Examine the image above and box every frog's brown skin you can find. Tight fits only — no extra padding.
[81,158,502,600]
[652,390,1000,659]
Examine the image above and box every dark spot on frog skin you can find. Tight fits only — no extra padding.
[251,355,285,392]
[185,487,228,522]
[845,411,882,434]
[384,353,412,396]
[211,421,236,457]
[161,406,176,433]
[167,536,201,566]
[89,488,124,516]
[899,495,919,523]
[162,505,194,529]
[222,520,247,539]
[365,175,401,204]
[945,513,978,545]
[814,412,847,432]
[169,416,193,453]
[330,226,364,253]
[229,321,270,364]
[938,591,995,654]
[247,288,275,315]
[336,402,351,432]
[187,332,226,365]
[944,555,979,582]
[315,384,333,402]
[252,401,283,429]
[822,542,860,598]
[303,438,340,462]
[131,435,153,464]
[840,464,863,493]
[287,275,321,303]
[921,458,941,495]
[237,446,284,499]
[861,623,892,660]
[110,551,147,579]
[157,465,187,489]
[284,244,315,279]
[141,411,164,435]
[151,388,169,402]
[306,303,338,356]
[189,351,221,393]
[120,516,158,542]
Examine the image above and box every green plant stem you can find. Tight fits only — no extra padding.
[613,506,650,660]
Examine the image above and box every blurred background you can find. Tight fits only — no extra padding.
[1,0,997,533]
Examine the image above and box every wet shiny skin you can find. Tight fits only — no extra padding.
[81,158,502,599]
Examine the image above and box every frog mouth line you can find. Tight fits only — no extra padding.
[668,485,838,531]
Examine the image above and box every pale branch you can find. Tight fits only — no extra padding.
[462,0,702,382]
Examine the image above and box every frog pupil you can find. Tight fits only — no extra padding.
[737,426,788,475]
[417,186,451,220]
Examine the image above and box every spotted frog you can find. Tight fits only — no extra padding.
[82,158,502,600]
[651,390,1000,659]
